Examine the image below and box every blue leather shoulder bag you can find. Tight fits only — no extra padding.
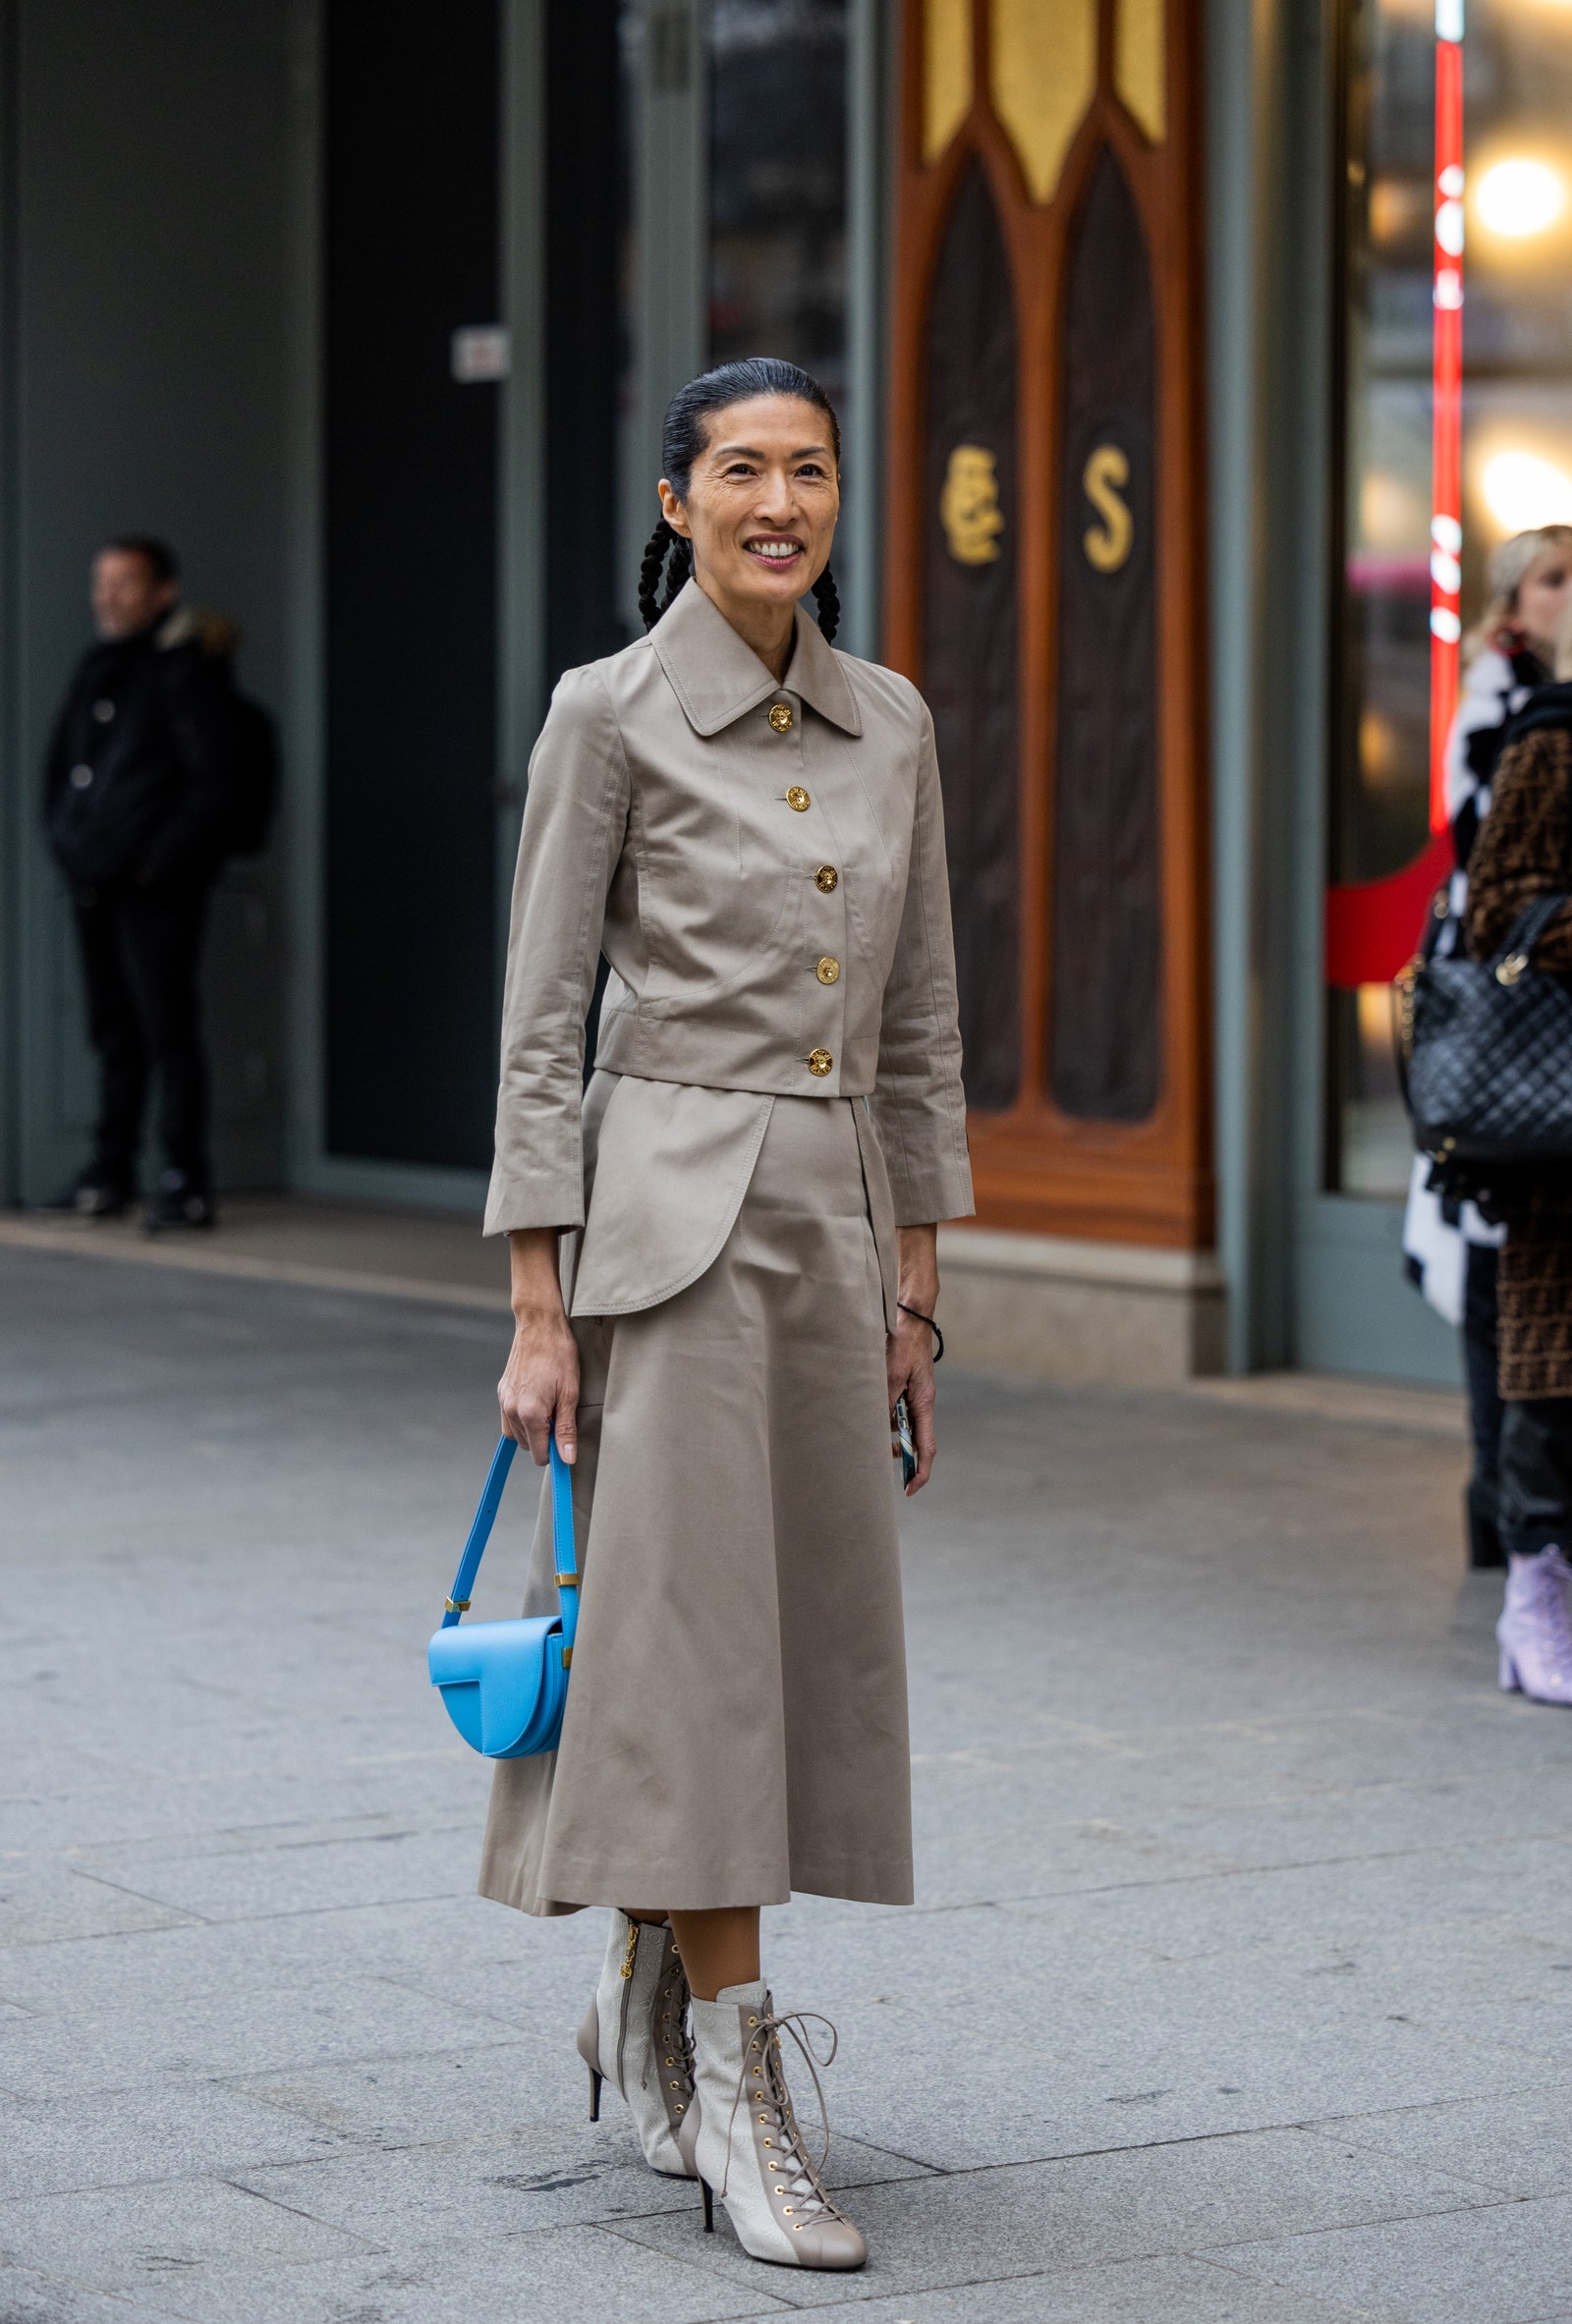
[426,1432,579,1758]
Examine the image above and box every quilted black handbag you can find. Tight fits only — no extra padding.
[1401,892,1572,1161]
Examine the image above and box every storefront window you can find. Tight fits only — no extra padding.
[1334,0,1572,1193]
[707,0,850,571]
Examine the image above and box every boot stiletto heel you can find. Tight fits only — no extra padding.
[701,2180,714,2232]
[588,2064,603,2122]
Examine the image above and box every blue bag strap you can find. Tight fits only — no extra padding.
[549,1433,581,1650]
[439,1429,580,1639]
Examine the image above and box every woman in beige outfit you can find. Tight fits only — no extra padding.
[482,359,973,2270]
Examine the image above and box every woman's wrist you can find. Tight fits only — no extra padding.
[508,1227,569,1324]
[895,1222,939,1315]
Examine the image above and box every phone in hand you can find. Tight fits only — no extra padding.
[892,1393,918,1489]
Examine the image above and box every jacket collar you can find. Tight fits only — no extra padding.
[650,580,863,739]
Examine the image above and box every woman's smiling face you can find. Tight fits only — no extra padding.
[659,394,840,616]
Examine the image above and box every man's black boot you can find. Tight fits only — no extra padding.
[143,1168,216,1233]
[32,1173,133,1219]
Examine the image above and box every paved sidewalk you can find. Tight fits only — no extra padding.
[1,1245,1569,2324]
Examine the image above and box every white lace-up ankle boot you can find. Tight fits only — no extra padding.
[1497,1546,1572,1706]
[678,1980,867,2270]
[576,1910,695,2176]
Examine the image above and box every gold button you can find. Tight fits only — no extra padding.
[807,1048,833,1077]
[815,957,840,985]
[785,785,811,812]
[768,702,794,733]
[814,863,838,892]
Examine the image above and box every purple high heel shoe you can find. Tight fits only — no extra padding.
[1496,1546,1572,1706]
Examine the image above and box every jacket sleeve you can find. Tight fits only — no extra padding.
[1464,728,1572,972]
[41,685,76,831]
[484,665,633,1237]
[870,701,975,1225]
[140,648,242,884]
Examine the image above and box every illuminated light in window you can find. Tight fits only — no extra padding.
[1481,449,1572,532]
[1475,156,1565,239]
[1359,709,1403,786]
[1370,177,1429,248]
[1361,471,1426,550]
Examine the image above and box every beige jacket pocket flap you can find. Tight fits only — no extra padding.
[571,1076,775,1317]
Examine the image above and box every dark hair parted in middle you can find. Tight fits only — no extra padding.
[638,358,842,643]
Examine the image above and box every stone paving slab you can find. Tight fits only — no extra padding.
[724,2255,1389,2323]
[1299,2088,1572,2200]
[0,2077,355,2202]
[1001,1833,1572,1955]
[0,1860,201,1947]
[603,2132,1495,2305]
[0,2267,179,2324]
[0,1973,501,2101]
[1212,2190,1572,2322]
[0,2173,367,2288]
[3,2227,791,2324]
[5,1244,1572,2322]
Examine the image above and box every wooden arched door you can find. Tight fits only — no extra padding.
[888,0,1210,1247]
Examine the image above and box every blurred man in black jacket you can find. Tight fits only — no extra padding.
[40,537,239,1229]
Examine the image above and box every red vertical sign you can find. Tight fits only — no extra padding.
[1325,0,1464,985]
[1430,0,1465,832]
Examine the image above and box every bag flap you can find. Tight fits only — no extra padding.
[428,1613,560,1687]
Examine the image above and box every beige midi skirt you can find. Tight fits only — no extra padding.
[477,1093,913,1917]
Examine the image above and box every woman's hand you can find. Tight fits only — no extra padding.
[498,1228,580,1466]
[886,1223,939,1496]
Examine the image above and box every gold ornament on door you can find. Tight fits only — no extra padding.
[1081,444,1133,573]
[939,444,1005,565]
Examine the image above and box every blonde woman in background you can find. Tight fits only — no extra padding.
[1464,585,1572,1702]
[1404,526,1572,1569]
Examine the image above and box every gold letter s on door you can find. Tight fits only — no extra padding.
[1082,445,1133,573]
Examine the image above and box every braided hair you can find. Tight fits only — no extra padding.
[638,357,841,642]
[637,520,694,634]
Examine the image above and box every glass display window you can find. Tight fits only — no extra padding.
[1332,0,1572,1194]
[705,0,855,613]
[707,0,849,414]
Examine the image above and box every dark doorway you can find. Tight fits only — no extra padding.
[546,0,631,682]
[922,159,1021,1114]
[1047,148,1160,1125]
[323,1,500,1169]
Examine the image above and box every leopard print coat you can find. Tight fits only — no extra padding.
[1464,719,1572,1399]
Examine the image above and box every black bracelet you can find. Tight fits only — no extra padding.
[898,1302,944,1362]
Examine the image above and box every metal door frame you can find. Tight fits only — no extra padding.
[1205,0,1460,1382]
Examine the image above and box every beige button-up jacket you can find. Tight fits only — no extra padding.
[484,580,973,1320]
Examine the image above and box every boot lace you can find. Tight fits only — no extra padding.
[724,2005,848,2221]
[640,1941,694,2097]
